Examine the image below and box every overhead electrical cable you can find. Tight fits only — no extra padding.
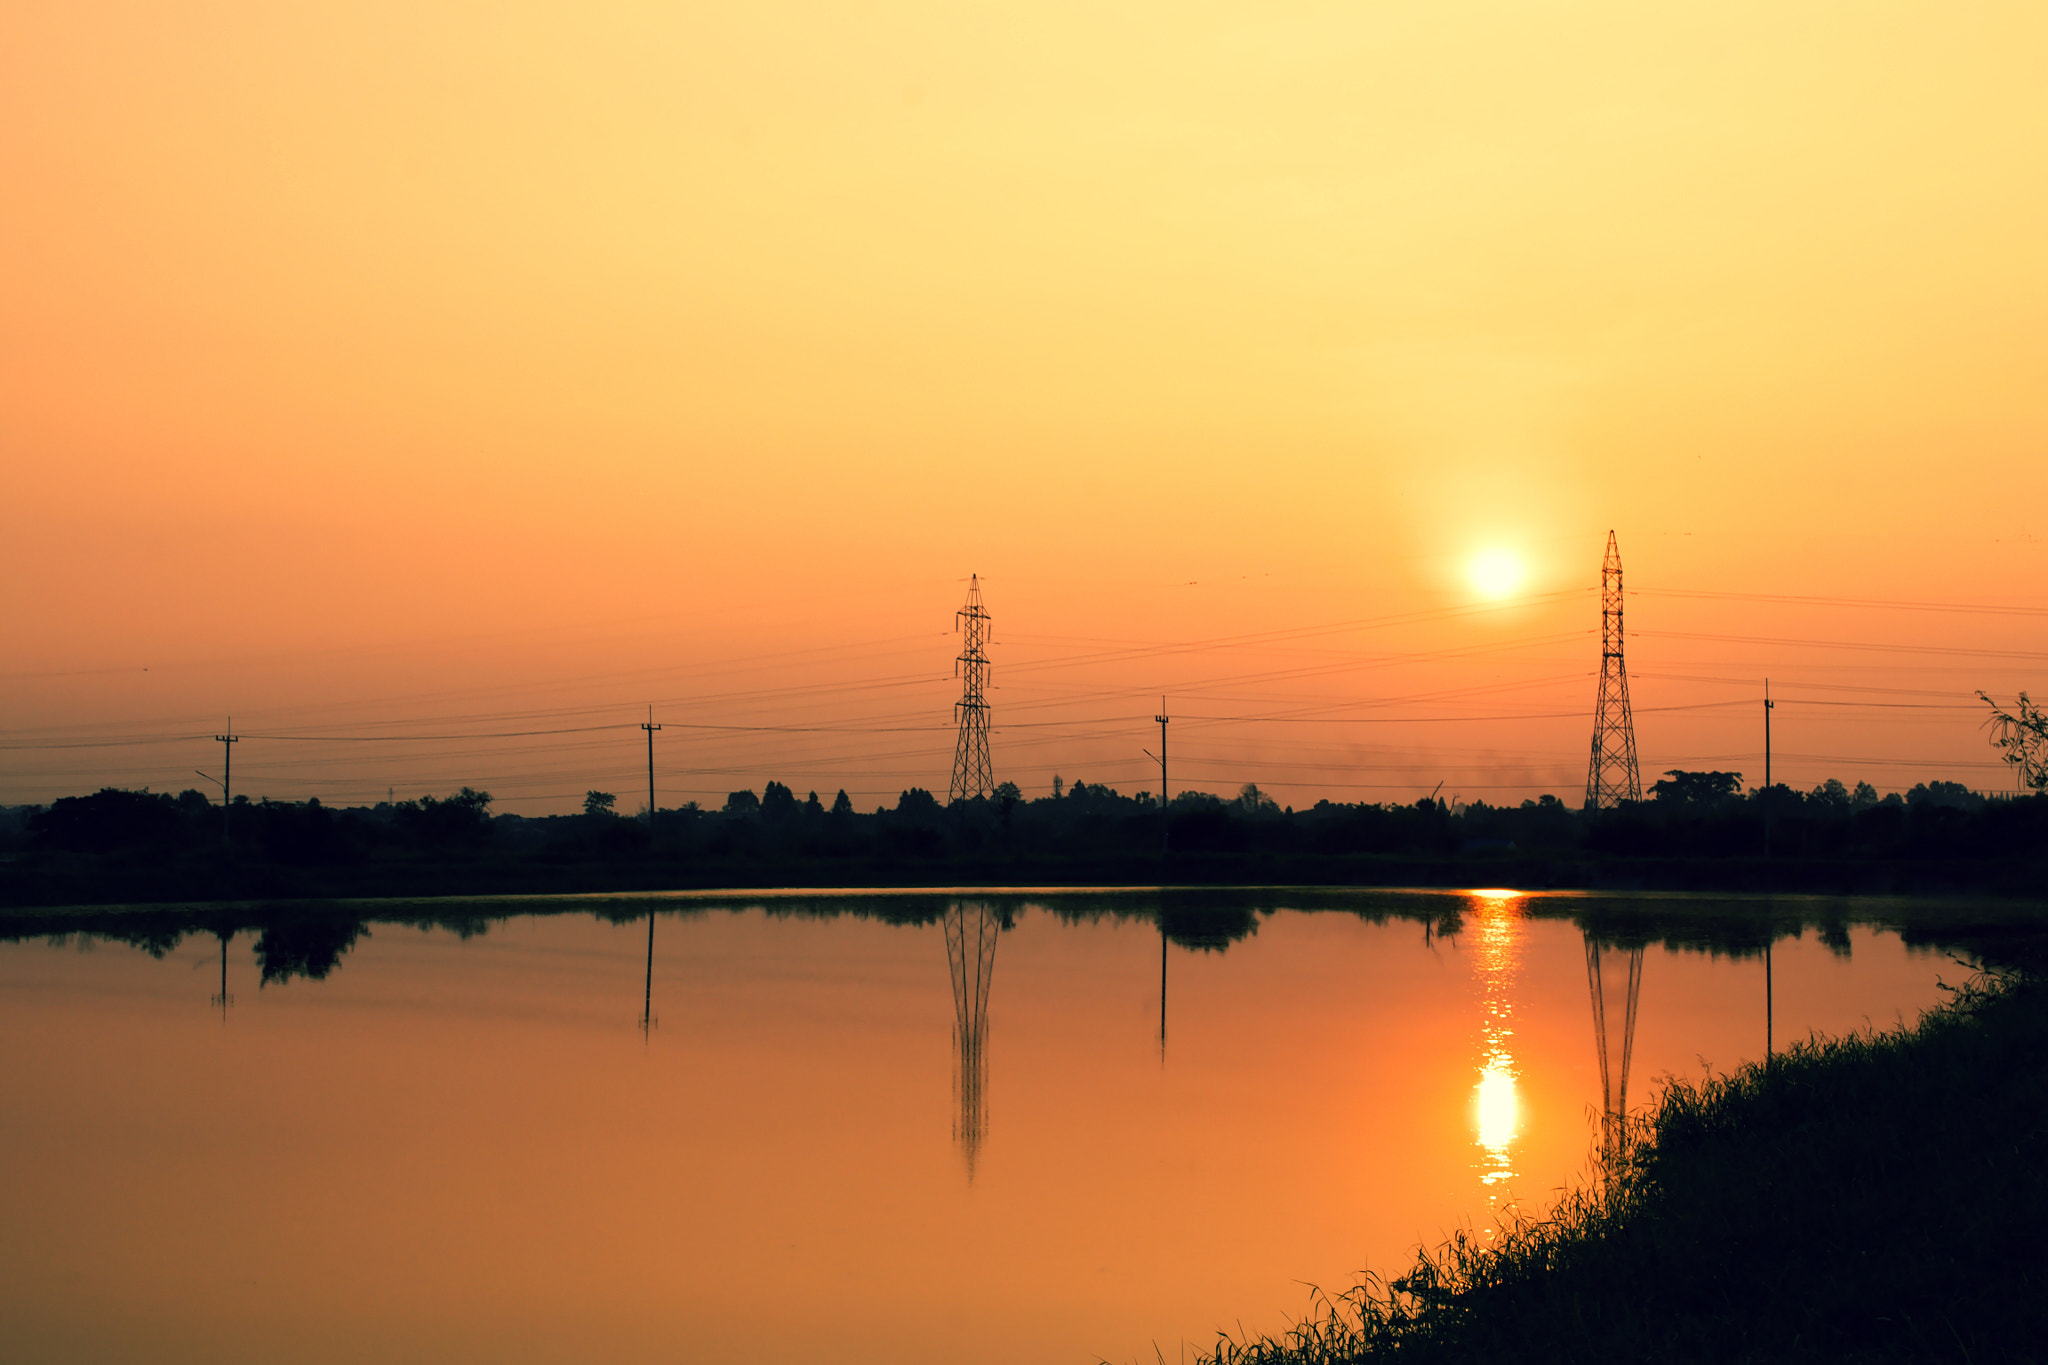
[1633,587,2048,618]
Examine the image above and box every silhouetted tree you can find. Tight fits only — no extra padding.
[1980,690,2048,791]
[30,788,182,852]
[253,797,350,864]
[723,789,760,817]
[583,791,617,817]
[896,787,940,818]
[994,781,1022,824]
[1908,781,1984,812]
[761,781,798,820]
[1650,770,1745,806]
[1810,778,1852,810]
[1236,783,1281,816]
[830,789,853,817]
[394,788,494,848]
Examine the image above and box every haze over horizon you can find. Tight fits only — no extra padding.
[7,2,2046,811]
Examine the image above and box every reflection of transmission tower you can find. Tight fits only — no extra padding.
[1585,531,1642,808]
[948,576,995,803]
[1584,935,1644,1163]
[944,901,1000,1178]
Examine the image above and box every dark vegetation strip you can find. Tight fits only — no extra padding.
[4,775,2048,907]
[1197,935,2048,1365]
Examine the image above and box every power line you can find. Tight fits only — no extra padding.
[1634,587,2048,619]
[1638,630,2048,662]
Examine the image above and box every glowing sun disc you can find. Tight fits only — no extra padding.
[1469,549,1526,599]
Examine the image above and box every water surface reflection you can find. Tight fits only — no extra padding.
[0,889,1960,1365]
[945,901,1002,1177]
[1469,891,1522,1192]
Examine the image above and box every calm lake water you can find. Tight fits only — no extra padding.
[0,889,1960,1364]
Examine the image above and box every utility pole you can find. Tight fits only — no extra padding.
[642,707,661,837]
[1146,696,1172,1034]
[1763,679,1774,859]
[1144,698,1169,863]
[214,722,239,843]
[1155,699,1169,810]
[1763,677,1776,1055]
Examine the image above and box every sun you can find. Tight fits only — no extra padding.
[1468,548,1526,600]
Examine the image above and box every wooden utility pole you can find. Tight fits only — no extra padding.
[642,707,661,838]
[214,723,239,843]
[1154,698,1169,860]
[1763,680,1774,858]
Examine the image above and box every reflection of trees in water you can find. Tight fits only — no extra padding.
[254,916,367,985]
[1158,902,1259,951]
[1584,935,1644,1165]
[945,901,1001,1179]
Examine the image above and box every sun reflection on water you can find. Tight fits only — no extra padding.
[1469,890,1523,1192]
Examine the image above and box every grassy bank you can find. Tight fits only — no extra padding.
[1199,946,2048,1364]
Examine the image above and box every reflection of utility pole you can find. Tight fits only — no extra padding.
[944,901,1000,1180]
[210,930,233,1016]
[1158,914,1168,1063]
[1765,938,1774,1058]
[1585,934,1644,1165]
[1763,680,1775,859]
[640,910,657,1036]
[213,723,239,843]
[642,707,662,837]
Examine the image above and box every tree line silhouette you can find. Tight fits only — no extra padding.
[2,768,2044,906]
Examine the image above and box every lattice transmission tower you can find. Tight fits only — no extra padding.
[1585,530,1642,808]
[948,575,995,802]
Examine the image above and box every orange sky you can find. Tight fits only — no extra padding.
[5,2,2047,810]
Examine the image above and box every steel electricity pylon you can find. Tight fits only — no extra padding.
[948,575,995,803]
[1585,531,1642,808]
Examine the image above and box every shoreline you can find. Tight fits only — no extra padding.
[1197,932,2048,1364]
[6,850,2048,914]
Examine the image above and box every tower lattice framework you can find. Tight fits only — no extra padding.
[948,575,995,802]
[1585,530,1642,808]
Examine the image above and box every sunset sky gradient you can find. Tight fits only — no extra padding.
[6,1,2046,810]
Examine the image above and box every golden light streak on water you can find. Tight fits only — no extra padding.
[1468,889,1524,1193]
